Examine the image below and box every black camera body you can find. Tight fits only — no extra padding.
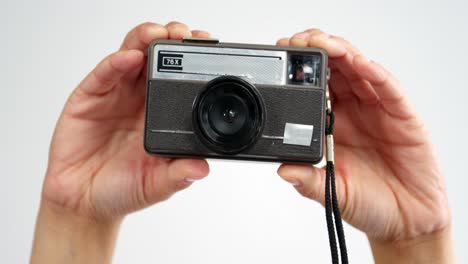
[144,38,328,164]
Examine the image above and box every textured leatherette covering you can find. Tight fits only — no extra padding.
[145,79,325,163]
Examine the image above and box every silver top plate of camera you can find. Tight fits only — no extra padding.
[152,45,288,85]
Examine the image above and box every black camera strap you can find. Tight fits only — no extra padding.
[325,76,348,264]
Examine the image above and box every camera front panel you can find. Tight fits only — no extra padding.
[144,40,327,164]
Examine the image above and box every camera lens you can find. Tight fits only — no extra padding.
[193,76,265,154]
[208,96,247,136]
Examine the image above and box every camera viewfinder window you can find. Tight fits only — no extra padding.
[287,54,321,86]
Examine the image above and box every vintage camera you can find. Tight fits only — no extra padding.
[144,38,328,164]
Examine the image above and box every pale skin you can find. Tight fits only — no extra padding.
[30,22,455,263]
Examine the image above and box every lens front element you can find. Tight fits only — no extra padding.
[208,94,248,136]
[193,76,265,154]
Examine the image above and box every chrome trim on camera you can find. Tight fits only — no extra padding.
[150,129,194,135]
[152,44,287,85]
[261,135,284,140]
[326,69,332,114]
[326,135,334,162]
[151,130,287,140]
[283,123,314,146]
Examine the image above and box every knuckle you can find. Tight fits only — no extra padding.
[289,38,308,47]
[309,32,329,41]
[172,24,188,31]
[136,22,152,37]
[139,21,156,29]
[331,35,360,54]
[305,28,324,35]
[134,22,166,44]
[331,36,349,47]
[192,30,210,37]
[166,21,187,29]
[135,22,156,36]
[166,20,180,26]
[307,34,330,48]
[330,35,345,41]
[276,38,289,45]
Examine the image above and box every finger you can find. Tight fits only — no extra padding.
[329,69,354,101]
[289,32,310,47]
[345,71,380,104]
[305,31,347,57]
[307,32,353,71]
[191,30,211,38]
[166,21,192,39]
[276,37,290,46]
[289,31,357,101]
[277,164,347,211]
[304,28,326,36]
[353,55,416,118]
[166,20,182,27]
[167,159,209,191]
[278,164,326,204]
[120,22,168,53]
[290,30,379,103]
[77,50,144,95]
[130,23,198,84]
[304,30,380,103]
[131,26,202,82]
[330,35,361,56]
[142,158,209,204]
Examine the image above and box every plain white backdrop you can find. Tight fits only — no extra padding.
[2,0,467,263]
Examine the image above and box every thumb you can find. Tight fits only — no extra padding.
[277,164,349,212]
[142,158,210,205]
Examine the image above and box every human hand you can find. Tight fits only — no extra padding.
[31,22,213,264]
[42,21,211,221]
[275,29,453,260]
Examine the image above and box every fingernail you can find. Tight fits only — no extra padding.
[291,180,302,187]
[184,177,198,183]
[292,32,310,40]
[286,179,302,187]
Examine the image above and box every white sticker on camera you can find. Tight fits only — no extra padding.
[283,123,314,146]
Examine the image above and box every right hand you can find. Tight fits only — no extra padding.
[41,22,212,222]
[275,29,451,244]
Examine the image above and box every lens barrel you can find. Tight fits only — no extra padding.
[192,76,265,154]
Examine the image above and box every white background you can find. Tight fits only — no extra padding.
[2,0,468,263]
